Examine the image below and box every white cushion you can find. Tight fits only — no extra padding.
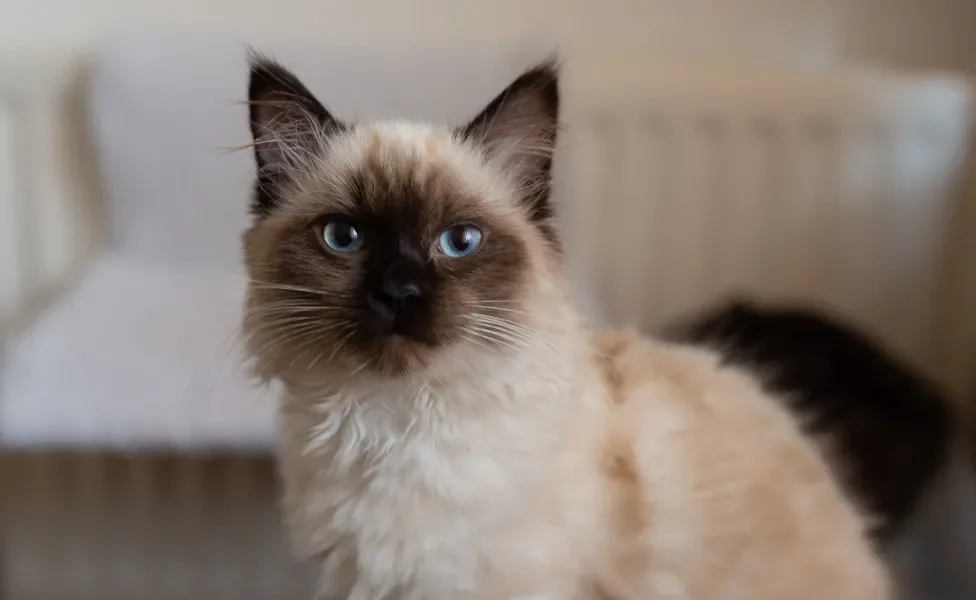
[0,254,276,449]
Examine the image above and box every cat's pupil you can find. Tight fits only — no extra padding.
[450,227,472,251]
[333,223,357,247]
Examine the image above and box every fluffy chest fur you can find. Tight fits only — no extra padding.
[276,353,610,600]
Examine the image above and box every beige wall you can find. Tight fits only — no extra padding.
[0,0,971,73]
[846,0,976,73]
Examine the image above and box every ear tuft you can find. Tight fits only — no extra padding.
[247,50,345,216]
[458,57,561,227]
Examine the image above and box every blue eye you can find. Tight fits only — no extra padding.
[321,219,362,252]
[438,225,483,258]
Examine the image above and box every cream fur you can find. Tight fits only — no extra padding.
[270,220,889,599]
[255,121,890,599]
[277,333,891,599]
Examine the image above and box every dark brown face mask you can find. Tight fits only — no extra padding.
[241,53,563,378]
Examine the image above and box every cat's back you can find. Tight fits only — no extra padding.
[592,330,890,599]
[665,300,952,542]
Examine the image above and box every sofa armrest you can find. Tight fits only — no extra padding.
[0,56,104,335]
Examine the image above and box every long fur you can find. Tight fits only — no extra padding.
[663,299,954,544]
[241,54,891,599]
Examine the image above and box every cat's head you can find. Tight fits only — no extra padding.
[241,53,567,381]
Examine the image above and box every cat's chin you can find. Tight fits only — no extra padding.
[259,330,507,388]
[362,333,440,378]
[314,332,513,385]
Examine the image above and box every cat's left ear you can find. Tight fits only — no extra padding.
[247,51,346,216]
[458,59,560,224]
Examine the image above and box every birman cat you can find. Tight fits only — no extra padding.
[240,53,890,600]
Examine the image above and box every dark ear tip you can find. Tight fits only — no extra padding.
[246,49,285,96]
[482,55,559,124]
[245,46,265,66]
[535,54,562,78]
[246,47,280,72]
[522,54,561,93]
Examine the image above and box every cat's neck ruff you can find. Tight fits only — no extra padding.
[286,329,592,459]
[275,321,603,565]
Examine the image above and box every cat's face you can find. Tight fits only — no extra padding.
[242,54,563,380]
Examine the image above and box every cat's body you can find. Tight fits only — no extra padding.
[664,300,954,545]
[277,329,887,600]
[241,54,890,599]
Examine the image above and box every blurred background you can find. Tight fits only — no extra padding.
[1,0,975,598]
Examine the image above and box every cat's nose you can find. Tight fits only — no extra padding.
[369,277,424,321]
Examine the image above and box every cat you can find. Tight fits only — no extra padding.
[663,299,954,545]
[665,300,976,598]
[240,52,890,600]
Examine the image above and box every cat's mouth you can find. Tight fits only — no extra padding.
[373,312,429,341]
[353,330,447,378]
[376,329,442,356]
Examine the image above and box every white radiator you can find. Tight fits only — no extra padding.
[562,65,976,402]
[1,61,975,598]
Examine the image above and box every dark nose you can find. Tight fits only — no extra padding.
[369,277,424,321]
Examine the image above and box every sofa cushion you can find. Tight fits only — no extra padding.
[1,253,275,449]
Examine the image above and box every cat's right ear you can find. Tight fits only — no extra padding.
[247,51,345,216]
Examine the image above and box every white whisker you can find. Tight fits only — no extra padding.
[458,331,500,354]
[462,304,534,317]
[247,280,346,297]
[312,329,356,370]
[466,314,560,351]
[463,326,524,354]
[467,328,534,357]
[248,322,331,359]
